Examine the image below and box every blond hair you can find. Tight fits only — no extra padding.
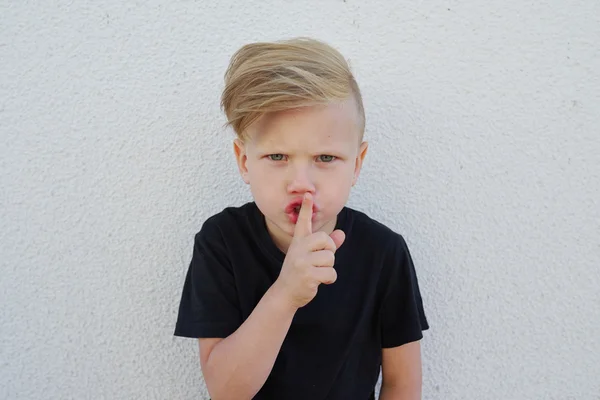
[220,37,365,140]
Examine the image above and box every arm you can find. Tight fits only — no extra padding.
[378,340,423,400]
[198,282,296,400]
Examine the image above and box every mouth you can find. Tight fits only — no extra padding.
[285,199,317,223]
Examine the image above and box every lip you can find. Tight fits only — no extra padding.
[285,198,318,214]
[285,198,318,224]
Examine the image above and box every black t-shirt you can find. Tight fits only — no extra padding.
[174,202,429,400]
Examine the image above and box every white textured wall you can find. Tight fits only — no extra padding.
[2,1,599,399]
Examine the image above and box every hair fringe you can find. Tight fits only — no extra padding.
[220,37,365,140]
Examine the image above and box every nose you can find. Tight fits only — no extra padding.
[287,164,316,194]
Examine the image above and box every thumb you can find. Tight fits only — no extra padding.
[329,229,346,252]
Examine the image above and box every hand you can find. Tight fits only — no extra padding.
[274,193,346,310]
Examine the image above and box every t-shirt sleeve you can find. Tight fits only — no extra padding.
[174,221,242,339]
[380,235,429,348]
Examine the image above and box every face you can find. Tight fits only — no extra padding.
[234,97,368,252]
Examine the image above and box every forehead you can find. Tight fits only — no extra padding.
[247,98,362,150]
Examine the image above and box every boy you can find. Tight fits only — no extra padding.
[174,37,429,399]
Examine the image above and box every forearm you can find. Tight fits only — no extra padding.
[378,383,421,400]
[203,282,296,400]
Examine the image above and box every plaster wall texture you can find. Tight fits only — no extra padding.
[2,1,599,399]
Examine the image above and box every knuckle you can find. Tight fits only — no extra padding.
[330,268,337,282]
[316,231,329,243]
[322,268,336,284]
[327,236,336,250]
[326,252,335,266]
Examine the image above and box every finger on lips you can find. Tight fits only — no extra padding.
[294,193,313,238]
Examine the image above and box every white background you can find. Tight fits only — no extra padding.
[2,1,599,399]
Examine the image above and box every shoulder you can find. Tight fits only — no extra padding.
[345,207,408,253]
[194,202,257,248]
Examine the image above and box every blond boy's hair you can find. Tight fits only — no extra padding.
[220,37,365,140]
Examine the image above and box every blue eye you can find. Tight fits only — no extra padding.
[318,155,336,162]
[268,154,286,161]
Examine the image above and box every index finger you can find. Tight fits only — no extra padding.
[293,193,313,238]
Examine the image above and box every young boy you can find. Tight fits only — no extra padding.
[174,37,429,400]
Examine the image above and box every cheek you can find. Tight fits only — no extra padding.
[318,167,354,199]
[248,162,276,183]
[246,159,263,178]
[330,163,356,185]
[247,163,279,197]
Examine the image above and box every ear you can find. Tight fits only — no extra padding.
[233,138,250,184]
[352,141,368,186]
